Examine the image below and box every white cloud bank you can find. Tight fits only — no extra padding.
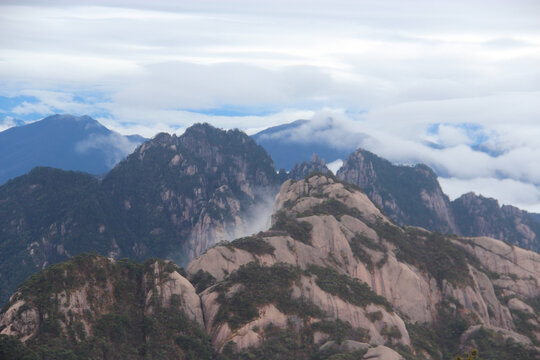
[0,116,16,132]
[75,132,142,167]
[1,0,540,210]
[326,159,343,175]
[439,177,540,213]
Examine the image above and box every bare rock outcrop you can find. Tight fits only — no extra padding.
[0,299,40,342]
[456,236,540,299]
[4,173,539,359]
[288,153,331,180]
[188,174,540,356]
[363,345,404,360]
[0,256,205,343]
[143,261,204,325]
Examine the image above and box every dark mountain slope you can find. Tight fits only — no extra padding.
[0,123,280,304]
[252,119,355,170]
[337,148,540,253]
[102,123,280,262]
[0,167,115,307]
[452,192,540,252]
[337,148,458,234]
[0,114,145,185]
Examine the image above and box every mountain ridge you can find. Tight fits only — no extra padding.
[1,174,539,359]
[0,114,146,185]
[0,122,280,304]
[251,119,356,170]
[337,147,540,253]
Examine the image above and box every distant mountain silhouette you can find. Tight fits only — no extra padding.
[0,114,145,184]
[251,119,356,170]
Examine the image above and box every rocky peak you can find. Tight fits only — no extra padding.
[102,123,282,261]
[452,192,540,252]
[0,123,281,304]
[288,153,331,180]
[186,173,540,358]
[150,132,177,145]
[337,148,458,234]
[336,148,540,253]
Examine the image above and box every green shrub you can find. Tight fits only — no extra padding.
[307,265,392,311]
[381,324,402,339]
[371,223,474,287]
[214,262,324,330]
[230,236,275,256]
[190,270,217,293]
[351,233,386,252]
[271,211,313,245]
[366,311,383,322]
[311,319,368,344]
[0,334,39,360]
[299,199,363,220]
[463,327,540,360]
[406,322,441,359]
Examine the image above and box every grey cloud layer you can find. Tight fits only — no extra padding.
[1,0,540,210]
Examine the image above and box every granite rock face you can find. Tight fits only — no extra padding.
[188,174,540,356]
[0,256,210,359]
[2,174,540,359]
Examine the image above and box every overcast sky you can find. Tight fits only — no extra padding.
[1,0,540,211]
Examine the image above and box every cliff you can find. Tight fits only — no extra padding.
[337,149,458,234]
[0,254,210,359]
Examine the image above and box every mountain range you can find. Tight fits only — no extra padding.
[0,123,280,304]
[1,115,540,359]
[337,149,540,253]
[1,174,539,359]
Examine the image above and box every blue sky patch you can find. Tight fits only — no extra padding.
[427,122,488,147]
[181,106,278,117]
[0,92,112,125]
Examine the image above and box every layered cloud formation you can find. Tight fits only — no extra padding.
[0,0,539,210]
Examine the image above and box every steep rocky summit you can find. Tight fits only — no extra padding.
[288,153,331,180]
[101,123,280,261]
[337,148,458,234]
[0,123,280,304]
[452,192,540,252]
[186,174,540,359]
[337,148,540,253]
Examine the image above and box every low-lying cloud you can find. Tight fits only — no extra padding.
[255,107,540,212]
[440,177,540,213]
[75,132,142,167]
[1,1,540,211]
